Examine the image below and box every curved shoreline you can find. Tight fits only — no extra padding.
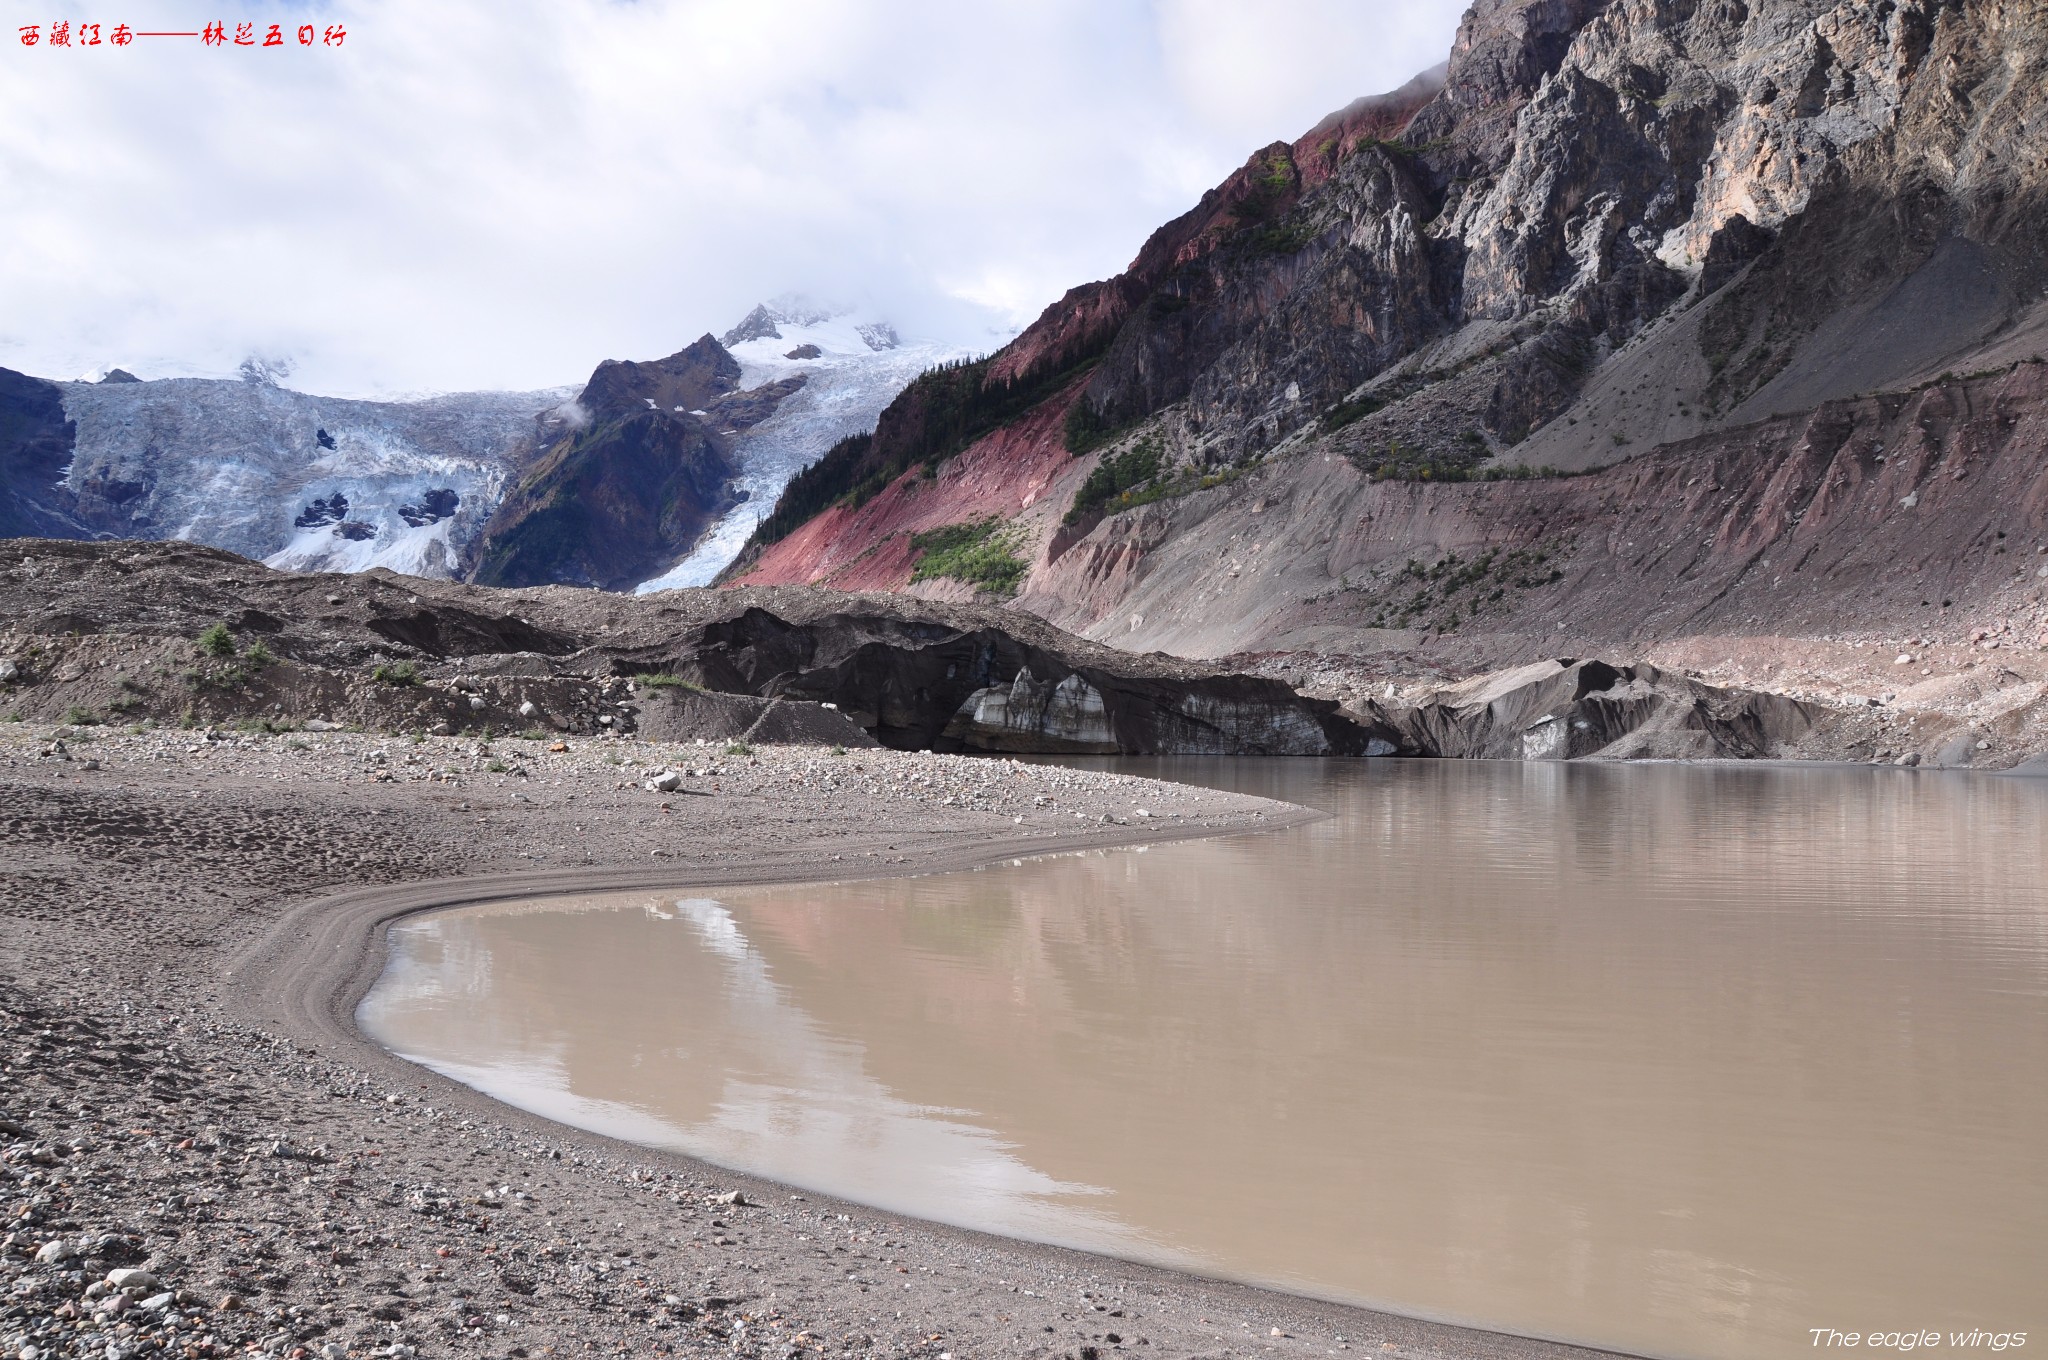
[226,810,1327,1084]
[2,726,1625,1360]
[231,825,1636,1360]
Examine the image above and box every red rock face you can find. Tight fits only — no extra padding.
[1288,68,1449,192]
[732,383,1087,590]
[984,72,1445,400]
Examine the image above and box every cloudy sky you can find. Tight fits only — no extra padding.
[1,0,1465,396]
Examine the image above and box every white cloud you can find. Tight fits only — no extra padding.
[0,0,1466,397]
[1152,0,1463,146]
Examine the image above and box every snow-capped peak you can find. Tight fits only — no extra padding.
[633,299,972,594]
[719,297,903,360]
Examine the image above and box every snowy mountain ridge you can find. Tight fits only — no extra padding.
[17,297,958,590]
[635,302,970,592]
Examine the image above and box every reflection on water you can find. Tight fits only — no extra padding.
[360,761,2048,1360]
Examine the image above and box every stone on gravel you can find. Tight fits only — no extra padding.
[646,770,682,792]
[105,1269,159,1291]
[34,1240,76,1263]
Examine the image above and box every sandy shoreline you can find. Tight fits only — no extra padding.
[2,724,1616,1360]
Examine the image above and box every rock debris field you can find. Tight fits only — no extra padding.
[0,722,1607,1360]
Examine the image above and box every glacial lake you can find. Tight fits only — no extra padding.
[359,760,2048,1359]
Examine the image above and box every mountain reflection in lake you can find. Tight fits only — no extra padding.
[360,760,2048,1360]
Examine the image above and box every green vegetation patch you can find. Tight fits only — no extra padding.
[1358,543,1571,633]
[1064,397,1131,455]
[909,519,1029,596]
[184,624,278,691]
[1320,392,1386,434]
[196,622,236,658]
[1230,147,1298,228]
[1065,439,1257,527]
[1066,441,1164,523]
[1242,218,1319,258]
[371,661,420,687]
[1346,431,1585,484]
[633,672,704,693]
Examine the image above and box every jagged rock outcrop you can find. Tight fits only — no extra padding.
[470,336,807,591]
[706,375,808,433]
[721,298,838,348]
[733,0,2048,676]
[468,416,736,591]
[569,334,742,421]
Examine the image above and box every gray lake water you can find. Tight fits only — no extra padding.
[359,760,2048,1359]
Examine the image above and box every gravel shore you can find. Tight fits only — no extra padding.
[1,723,1609,1360]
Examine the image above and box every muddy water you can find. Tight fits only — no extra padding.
[360,761,2048,1359]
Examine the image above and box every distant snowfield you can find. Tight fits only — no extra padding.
[57,378,568,578]
[633,311,971,593]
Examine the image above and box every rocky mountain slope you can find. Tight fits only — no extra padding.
[726,0,2048,684]
[464,336,754,591]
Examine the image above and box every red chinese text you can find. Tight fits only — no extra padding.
[23,19,349,49]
